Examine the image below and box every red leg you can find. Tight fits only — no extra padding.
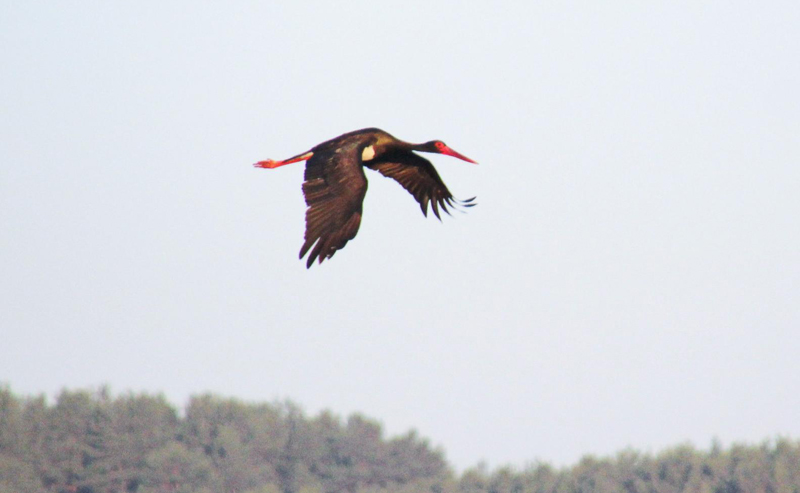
[253,151,314,169]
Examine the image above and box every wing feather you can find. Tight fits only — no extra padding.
[365,152,475,220]
[299,141,369,268]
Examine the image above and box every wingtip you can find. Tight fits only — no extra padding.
[431,200,442,220]
[300,242,315,269]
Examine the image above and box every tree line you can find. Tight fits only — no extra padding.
[0,386,798,493]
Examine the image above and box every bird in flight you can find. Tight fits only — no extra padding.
[254,127,477,268]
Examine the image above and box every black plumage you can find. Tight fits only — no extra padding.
[254,128,476,268]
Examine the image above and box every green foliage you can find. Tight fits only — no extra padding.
[0,387,447,493]
[459,440,800,493]
[0,453,41,493]
[141,441,219,493]
[1,386,800,493]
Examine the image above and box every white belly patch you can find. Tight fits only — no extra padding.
[361,145,376,161]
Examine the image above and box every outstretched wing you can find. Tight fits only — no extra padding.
[299,144,368,268]
[365,152,475,219]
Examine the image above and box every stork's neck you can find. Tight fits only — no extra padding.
[363,135,415,161]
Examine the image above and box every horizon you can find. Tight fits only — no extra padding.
[2,382,794,473]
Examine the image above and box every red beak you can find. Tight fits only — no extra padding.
[440,145,478,164]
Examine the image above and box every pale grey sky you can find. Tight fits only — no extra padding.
[2,1,799,470]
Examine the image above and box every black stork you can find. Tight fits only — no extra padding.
[254,127,477,268]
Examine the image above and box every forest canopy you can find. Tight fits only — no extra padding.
[0,386,798,493]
